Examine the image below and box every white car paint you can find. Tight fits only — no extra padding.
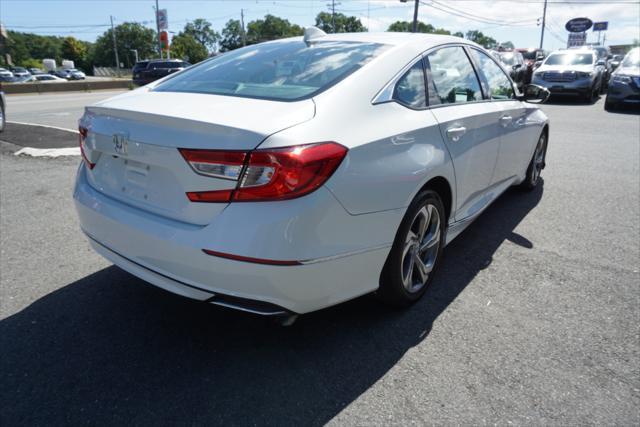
[74,32,549,315]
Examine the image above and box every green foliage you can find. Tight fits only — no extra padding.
[183,19,220,52]
[219,19,244,52]
[246,14,303,44]
[93,22,157,68]
[171,33,208,63]
[501,41,515,49]
[465,30,497,49]
[387,20,451,35]
[20,58,44,69]
[3,31,65,65]
[453,31,464,38]
[61,36,87,64]
[315,12,367,33]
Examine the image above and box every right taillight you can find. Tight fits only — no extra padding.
[180,142,347,203]
[78,126,95,170]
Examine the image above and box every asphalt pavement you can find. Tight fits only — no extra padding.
[0,96,638,425]
[4,89,128,130]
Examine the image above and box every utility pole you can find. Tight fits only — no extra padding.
[328,0,341,33]
[155,0,162,58]
[130,49,139,63]
[412,0,419,33]
[539,0,547,49]
[110,15,120,74]
[240,8,246,46]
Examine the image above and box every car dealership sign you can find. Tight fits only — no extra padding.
[565,17,593,33]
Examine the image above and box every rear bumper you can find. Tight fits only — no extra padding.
[74,164,399,314]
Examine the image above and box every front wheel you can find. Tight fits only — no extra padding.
[520,132,547,191]
[378,190,446,307]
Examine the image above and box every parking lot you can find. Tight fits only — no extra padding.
[1,94,638,425]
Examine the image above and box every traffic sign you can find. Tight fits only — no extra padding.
[593,21,608,31]
[565,17,593,33]
[157,9,168,31]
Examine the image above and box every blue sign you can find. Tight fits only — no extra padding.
[593,21,608,31]
[565,17,593,33]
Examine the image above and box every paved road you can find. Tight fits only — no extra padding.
[1,98,638,425]
[4,89,127,130]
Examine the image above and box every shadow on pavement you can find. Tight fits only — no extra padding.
[0,122,77,149]
[0,184,544,425]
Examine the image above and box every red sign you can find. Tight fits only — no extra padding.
[160,31,169,51]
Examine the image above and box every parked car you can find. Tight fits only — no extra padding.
[51,69,72,79]
[0,75,19,82]
[66,68,86,80]
[532,49,606,102]
[10,67,30,78]
[34,74,66,82]
[74,31,549,320]
[609,54,625,71]
[28,67,46,75]
[496,50,526,91]
[516,48,545,84]
[605,48,640,111]
[0,68,13,78]
[0,90,5,133]
[132,59,190,85]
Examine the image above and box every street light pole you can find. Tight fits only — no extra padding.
[155,0,162,59]
[539,0,547,49]
[130,49,139,63]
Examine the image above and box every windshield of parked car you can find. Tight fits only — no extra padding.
[499,53,517,65]
[544,53,593,66]
[622,51,640,67]
[154,40,389,101]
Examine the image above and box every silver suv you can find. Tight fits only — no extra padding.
[532,48,606,103]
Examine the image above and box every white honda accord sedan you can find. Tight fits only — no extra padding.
[74,30,549,319]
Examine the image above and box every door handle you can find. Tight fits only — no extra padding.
[446,126,467,142]
[499,115,513,127]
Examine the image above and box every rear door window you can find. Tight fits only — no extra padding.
[425,46,483,104]
[393,60,426,109]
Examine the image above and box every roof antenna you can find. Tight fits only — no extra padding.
[304,26,327,46]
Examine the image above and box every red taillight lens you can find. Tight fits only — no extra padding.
[180,142,347,203]
[78,126,95,169]
[234,142,347,201]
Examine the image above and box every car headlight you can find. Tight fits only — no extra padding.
[576,72,592,79]
[612,75,632,84]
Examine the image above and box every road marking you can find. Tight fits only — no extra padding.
[15,147,80,157]
[7,120,78,133]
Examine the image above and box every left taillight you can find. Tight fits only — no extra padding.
[179,142,347,203]
[78,126,95,170]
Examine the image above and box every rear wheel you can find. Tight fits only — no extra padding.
[378,190,446,307]
[604,96,616,111]
[0,99,5,133]
[520,132,547,191]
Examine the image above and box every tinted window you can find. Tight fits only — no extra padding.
[471,49,514,99]
[426,46,482,104]
[393,61,426,108]
[155,40,388,101]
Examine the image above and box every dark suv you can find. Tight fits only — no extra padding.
[132,59,190,86]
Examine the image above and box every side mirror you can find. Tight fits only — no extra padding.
[521,84,550,104]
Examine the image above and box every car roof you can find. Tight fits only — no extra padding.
[267,31,478,54]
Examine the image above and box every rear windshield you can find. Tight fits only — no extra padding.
[154,40,388,101]
[521,51,537,60]
[545,53,593,66]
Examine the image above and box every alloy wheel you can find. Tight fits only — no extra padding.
[400,204,441,293]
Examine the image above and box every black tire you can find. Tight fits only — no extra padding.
[0,99,5,133]
[604,97,616,111]
[378,189,446,307]
[585,86,597,104]
[520,131,547,191]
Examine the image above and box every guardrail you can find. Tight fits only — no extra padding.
[0,79,133,94]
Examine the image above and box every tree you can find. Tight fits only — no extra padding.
[453,31,464,38]
[183,18,220,52]
[93,22,156,68]
[246,15,303,45]
[219,19,244,52]
[387,20,450,35]
[315,12,367,33]
[61,36,87,64]
[465,30,497,49]
[171,33,208,63]
[501,41,515,49]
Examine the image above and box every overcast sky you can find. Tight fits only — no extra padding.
[2,0,639,50]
